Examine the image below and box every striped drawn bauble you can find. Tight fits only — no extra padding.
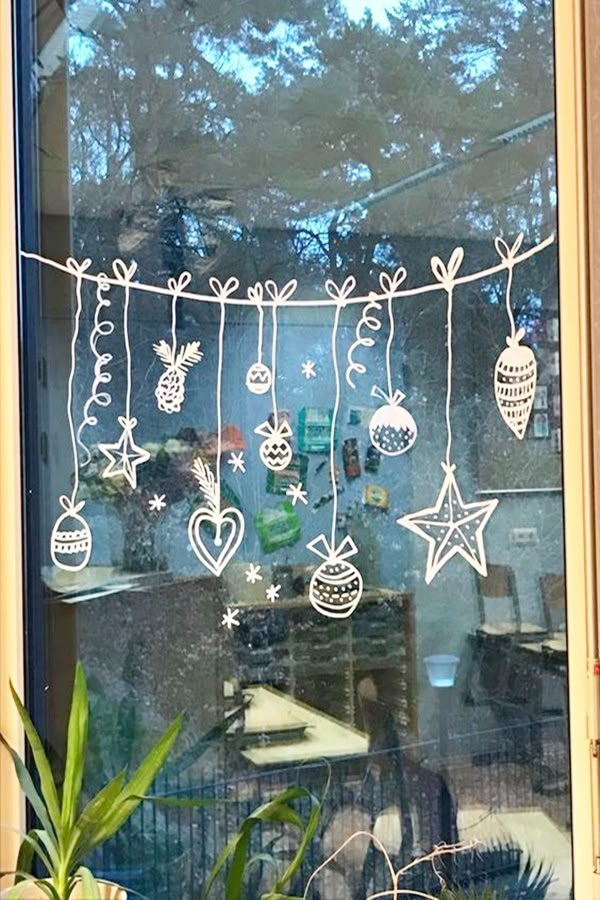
[494,328,537,440]
[309,558,363,619]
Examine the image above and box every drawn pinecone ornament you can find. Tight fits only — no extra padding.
[153,339,202,414]
[494,328,537,439]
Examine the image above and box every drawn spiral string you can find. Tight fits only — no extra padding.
[77,274,114,466]
[345,289,381,388]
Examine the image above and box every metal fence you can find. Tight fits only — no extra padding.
[90,715,570,899]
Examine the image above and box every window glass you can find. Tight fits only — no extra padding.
[18,1,570,897]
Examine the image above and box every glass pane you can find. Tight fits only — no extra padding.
[17,0,571,897]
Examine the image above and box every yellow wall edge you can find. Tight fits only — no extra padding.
[0,0,25,876]
[554,0,599,896]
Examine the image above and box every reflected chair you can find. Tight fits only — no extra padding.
[539,573,566,634]
[476,564,546,638]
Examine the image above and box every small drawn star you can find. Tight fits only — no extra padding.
[245,563,263,584]
[228,451,246,474]
[99,416,150,489]
[266,583,281,603]
[221,607,241,630]
[286,482,308,506]
[148,493,167,512]
[301,360,316,379]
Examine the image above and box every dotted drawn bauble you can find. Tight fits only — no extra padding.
[369,389,417,456]
[259,435,293,472]
[309,558,364,619]
[246,362,272,395]
[50,496,92,572]
[494,328,537,440]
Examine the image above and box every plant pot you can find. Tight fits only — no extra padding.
[0,880,126,899]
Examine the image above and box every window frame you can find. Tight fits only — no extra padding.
[0,0,597,894]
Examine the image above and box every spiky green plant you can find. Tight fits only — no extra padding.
[0,662,183,899]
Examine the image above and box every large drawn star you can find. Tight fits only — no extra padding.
[397,463,498,584]
[99,416,150,490]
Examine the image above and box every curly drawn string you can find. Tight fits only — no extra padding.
[112,259,138,422]
[64,257,92,501]
[345,291,382,389]
[77,273,114,467]
[22,232,554,309]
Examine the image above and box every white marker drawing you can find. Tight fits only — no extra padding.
[99,260,149,489]
[266,583,281,603]
[227,451,246,473]
[286,482,308,506]
[301,359,316,379]
[255,418,293,472]
[77,273,114,467]
[493,234,537,439]
[149,493,167,512]
[245,563,263,584]
[188,278,245,576]
[368,267,418,456]
[154,272,202,414]
[245,283,272,394]
[254,278,297,470]
[50,257,93,572]
[308,278,364,619]
[398,248,498,583]
[345,287,381,389]
[221,607,241,629]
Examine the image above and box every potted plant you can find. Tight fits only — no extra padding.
[0,662,183,899]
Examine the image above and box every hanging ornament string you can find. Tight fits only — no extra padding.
[245,283,272,394]
[493,233,537,440]
[98,260,150,490]
[398,247,498,584]
[368,267,417,457]
[307,277,364,620]
[254,279,297,472]
[64,257,92,502]
[77,272,114,467]
[153,271,202,414]
[187,277,246,576]
[50,256,93,572]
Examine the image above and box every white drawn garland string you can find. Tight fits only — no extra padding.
[21,232,555,308]
[49,257,93,572]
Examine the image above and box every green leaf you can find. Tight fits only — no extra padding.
[77,866,102,900]
[15,830,55,879]
[9,683,62,835]
[1,878,59,899]
[61,663,89,834]
[0,732,59,859]
[69,770,127,864]
[85,713,183,852]
[225,825,252,900]
[271,790,323,893]
[133,794,217,809]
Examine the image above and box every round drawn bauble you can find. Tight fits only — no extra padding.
[369,392,417,456]
[259,435,293,472]
[309,558,363,619]
[246,362,272,395]
[50,497,92,572]
[494,328,537,440]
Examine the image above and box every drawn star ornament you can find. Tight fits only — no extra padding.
[397,463,498,584]
[99,416,150,489]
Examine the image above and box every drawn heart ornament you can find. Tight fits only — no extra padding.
[188,505,245,576]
